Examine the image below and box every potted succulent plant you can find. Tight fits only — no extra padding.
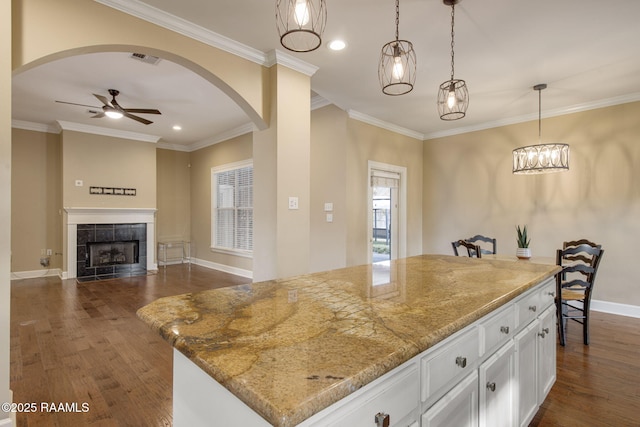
[516,225,531,259]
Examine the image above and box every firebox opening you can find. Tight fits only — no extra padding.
[87,240,139,267]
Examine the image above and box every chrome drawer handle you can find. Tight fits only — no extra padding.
[455,356,467,368]
[500,326,510,334]
[375,412,390,427]
[547,291,556,297]
[486,382,496,392]
[529,305,537,313]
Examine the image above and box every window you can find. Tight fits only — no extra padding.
[211,160,253,255]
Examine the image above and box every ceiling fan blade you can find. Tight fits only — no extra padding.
[55,100,102,109]
[123,108,162,115]
[93,94,112,107]
[124,112,153,125]
[90,112,106,119]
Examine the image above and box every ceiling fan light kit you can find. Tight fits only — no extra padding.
[56,88,161,125]
[512,84,570,174]
[437,0,469,121]
[276,0,327,52]
[378,0,417,96]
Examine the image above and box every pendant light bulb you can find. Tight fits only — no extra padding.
[392,45,405,80]
[447,85,457,108]
[294,0,310,26]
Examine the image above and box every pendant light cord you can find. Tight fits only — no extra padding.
[450,4,456,81]
[538,87,542,142]
[395,0,400,41]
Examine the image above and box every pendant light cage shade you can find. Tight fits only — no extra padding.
[276,0,327,52]
[379,40,417,95]
[512,144,570,174]
[437,79,469,120]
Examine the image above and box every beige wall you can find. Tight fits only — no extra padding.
[310,105,424,270]
[11,128,62,272]
[156,149,191,242]
[423,101,640,307]
[345,114,424,267]
[61,130,156,208]
[189,133,253,273]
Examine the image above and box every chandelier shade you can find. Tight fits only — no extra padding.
[512,83,570,174]
[512,144,570,174]
[437,0,468,120]
[378,0,416,96]
[276,0,327,52]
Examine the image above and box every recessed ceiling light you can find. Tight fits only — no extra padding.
[328,39,347,51]
[173,125,182,131]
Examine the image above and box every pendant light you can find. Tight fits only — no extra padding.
[378,0,416,96]
[512,84,570,174]
[276,0,327,53]
[437,0,468,120]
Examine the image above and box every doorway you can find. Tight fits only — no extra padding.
[368,161,407,264]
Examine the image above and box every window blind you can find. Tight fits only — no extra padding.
[213,164,253,252]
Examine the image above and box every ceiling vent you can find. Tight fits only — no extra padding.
[130,53,161,65]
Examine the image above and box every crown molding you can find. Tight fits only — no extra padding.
[56,120,161,143]
[12,119,60,134]
[424,92,640,140]
[182,123,256,152]
[347,110,425,141]
[265,50,319,77]
[311,95,332,111]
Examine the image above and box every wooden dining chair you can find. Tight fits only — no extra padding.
[555,243,604,346]
[452,240,482,258]
[465,234,497,255]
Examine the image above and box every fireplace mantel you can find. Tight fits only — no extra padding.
[64,207,157,279]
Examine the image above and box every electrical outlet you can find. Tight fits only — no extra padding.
[46,249,52,256]
[288,196,299,210]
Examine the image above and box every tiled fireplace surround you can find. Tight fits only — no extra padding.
[65,208,156,280]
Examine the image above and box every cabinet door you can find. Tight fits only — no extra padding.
[514,321,539,427]
[479,341,515,427]
[421,371,478,427]
[537,305,556,403]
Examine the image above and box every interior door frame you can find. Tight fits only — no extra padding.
[367,160,407,263]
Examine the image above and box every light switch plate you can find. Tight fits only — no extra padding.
[324,202,333,212]
[75,180,83,187]
[326,213,333,222]
[288,196,299,210]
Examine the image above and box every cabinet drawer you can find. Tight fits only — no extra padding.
[516,289,541,327]
[480,303,516,354]
[306,362,419,427]
[421,327,480,402]
[538,279,556,310]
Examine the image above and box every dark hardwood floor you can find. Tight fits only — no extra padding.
[10,265,640,426]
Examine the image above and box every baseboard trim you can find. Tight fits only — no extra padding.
[192,258,253,279]
[10,268,62,280]
[591,299,640,319]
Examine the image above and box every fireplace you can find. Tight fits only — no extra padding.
[87,240,140,267]
[65,208,156,280]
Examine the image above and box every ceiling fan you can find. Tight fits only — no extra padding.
[56,89,161,125]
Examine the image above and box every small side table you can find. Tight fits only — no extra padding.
[158,240,191,269]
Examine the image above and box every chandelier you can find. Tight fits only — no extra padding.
[276,0,327,53]
[378,0,416,96]
[437,0,468,120]
[512,84,570,174]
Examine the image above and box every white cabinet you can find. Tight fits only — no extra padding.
[479,341,515,427]
[422,372,478,427]
[514,291,557,427]
[537,304,556,403]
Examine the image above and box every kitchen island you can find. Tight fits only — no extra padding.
[137,254,560,427]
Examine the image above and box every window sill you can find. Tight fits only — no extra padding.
[210,247,253,259]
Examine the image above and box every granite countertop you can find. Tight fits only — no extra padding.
[137,254,560,427]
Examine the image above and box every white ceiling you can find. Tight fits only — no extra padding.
[11,0,640,150]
